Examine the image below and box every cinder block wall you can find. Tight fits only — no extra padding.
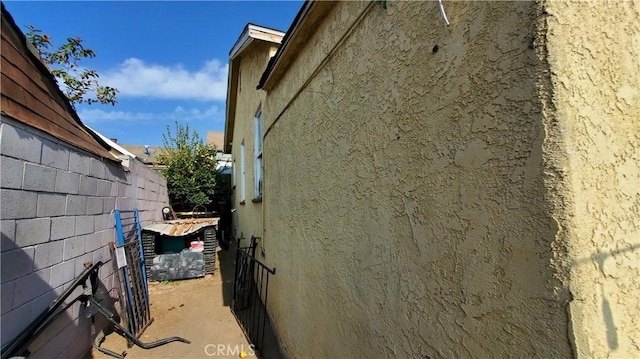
[0,116,169,358]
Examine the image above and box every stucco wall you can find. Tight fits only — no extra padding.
[262,1,574,357]
[541,1,640,357]
[0,116,169,358]
[230,41,277,248]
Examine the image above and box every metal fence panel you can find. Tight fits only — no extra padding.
[231,237,277,355]
[112,210,153,347]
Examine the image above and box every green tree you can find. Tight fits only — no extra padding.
[159,122,219,211]
[26,26,118,106]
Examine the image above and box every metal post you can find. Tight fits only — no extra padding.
[134,210,150,307]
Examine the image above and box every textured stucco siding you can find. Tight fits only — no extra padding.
[262,1,370,132]
[262,1,573,358]
[230,41,276,247]
[542,1,640,357]
[1,116,169,358]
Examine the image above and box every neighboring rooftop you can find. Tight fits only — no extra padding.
[206,131,225,151]
[86,126,137,159]
[119,144,165,165]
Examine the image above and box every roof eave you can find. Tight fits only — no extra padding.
[86,126,137,159]
[259,1,337,90]
[229,24,285,60]
[225,23,285,153]
[223,57,238,153]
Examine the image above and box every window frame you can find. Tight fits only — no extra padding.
[240,140,246,203]
[253,108,263,199]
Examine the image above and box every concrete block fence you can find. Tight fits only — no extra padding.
[0,117,169,358]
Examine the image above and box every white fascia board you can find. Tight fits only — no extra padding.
[230,31,251,60]
[230,24,284,60]
[247,25,285,43]
[86,126,137,159]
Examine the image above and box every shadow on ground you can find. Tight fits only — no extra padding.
[217,244,235,307]
[92,244,284,359]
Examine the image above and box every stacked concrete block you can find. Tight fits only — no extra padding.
[203,227,218,275]
[0,118,169,358]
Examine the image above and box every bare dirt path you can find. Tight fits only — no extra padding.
[92,247,255,359]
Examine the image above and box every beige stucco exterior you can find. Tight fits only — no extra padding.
[541,1,640,357]
[253,1,639,358]
[228,38,281,247]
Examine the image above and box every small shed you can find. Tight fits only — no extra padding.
[141,218,219,281]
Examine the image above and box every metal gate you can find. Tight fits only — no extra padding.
[232,237,277,355]
[112,210,152,346]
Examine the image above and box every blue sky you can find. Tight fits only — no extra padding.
[4,1,303,146]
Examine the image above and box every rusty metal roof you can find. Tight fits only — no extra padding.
[144,218,219,237]
[1,3,116,161]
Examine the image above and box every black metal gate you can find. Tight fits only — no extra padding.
[232,237,277,356]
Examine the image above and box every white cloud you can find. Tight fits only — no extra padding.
[101,58,228,101]
[78,105,223,124]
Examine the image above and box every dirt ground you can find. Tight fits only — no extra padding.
[91,247,258,359]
